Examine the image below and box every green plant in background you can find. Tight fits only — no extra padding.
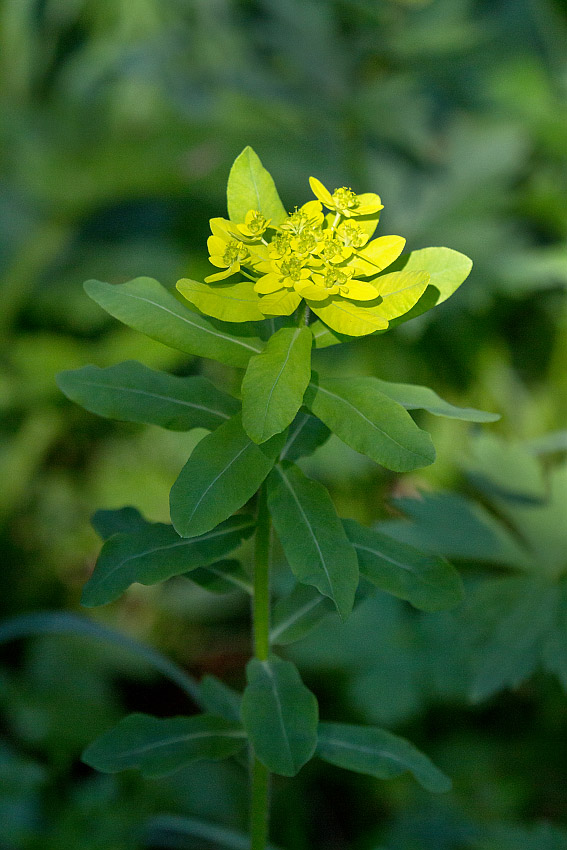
[54,148,499,849]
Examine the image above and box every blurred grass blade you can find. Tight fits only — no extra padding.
[144,814,284,850]
[0,611,201,703]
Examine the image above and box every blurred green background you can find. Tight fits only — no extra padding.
[1,0,566,848]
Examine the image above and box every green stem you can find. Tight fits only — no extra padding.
[250,483,272,850]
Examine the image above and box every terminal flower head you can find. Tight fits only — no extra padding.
[309,177,383,218]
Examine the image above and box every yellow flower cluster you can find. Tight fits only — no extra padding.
[179,177,431,337]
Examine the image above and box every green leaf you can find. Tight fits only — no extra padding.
[240,656,318,776]
[82,515,255,607]
[82,713,246,777]
[279,410,331,462]
[188,559,252,595]
[343,518,464,613]
[387,246,473,319]
[379,491,531,568]
[91,506,147,540]
[57,361,239,431]
[316,722,452,793]
[84,277,264,368]
[372,378,500,423]
[242,326,313,443]
[199,675,242,723]
[305,375,435,472]
[267,462,359,619]
[271,584,335,645]
[177,278,265,323]
[170,413,285,538]
[227,147,287,226]
[0,611,201,704]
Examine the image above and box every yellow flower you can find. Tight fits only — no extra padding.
[309,177,383,218]
[237,209,271,238]
[205,218,250,282]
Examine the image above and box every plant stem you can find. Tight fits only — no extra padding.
[250,482,272,850]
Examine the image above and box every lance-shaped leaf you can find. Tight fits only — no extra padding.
[240,656,318,776]
[343,518,464,613]
[370,378,500,423]
[271,584,335,646]
[84,277,264,368]
[305,375,435,472]
[316,722,452,793]
[242,326,313,444]
[82,713,246,778]
[188,559,252,595]
[82,514,255,607]
[267,462,359,619]
[57,361,239,431]
[176,278,265,323]
[91,506,147,540]
[227,146,287,226]
[170,413,285,538]
[199,675,242,723]
[279,410,331,462]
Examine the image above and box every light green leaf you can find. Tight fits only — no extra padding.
[343,519,463,612]
[82,514,255,607]
[188,559,252,595]
[242,326,312,443]
[387,247,473,322]
[170,413,285,538]
[84,277,264,368]
[271,584,335,645]
[267,462,359,619]
[372,378,500,423]
[305,375,435,472]
[57,361,239,431]
[227,147,287,226]
[316,722,452,793]
[176,278,265,323]
[240,656,318,776]
[279,410,331,462]
[82,713,246,777]
[199,675,242,723]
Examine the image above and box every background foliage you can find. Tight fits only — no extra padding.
[1,0,566,847]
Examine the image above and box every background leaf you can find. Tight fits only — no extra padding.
[270,584,335,646]
[372,378,499,422]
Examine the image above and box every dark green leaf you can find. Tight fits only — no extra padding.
[82,713,246,777]
[241,326,312,443]
[91,506,146,540]
[84,278,264,368]
[57,361,239,431]
[267,462,359,619]
[316,722,452,793]
[199,675,242,723]
[279,410,331,462]
[145,815,283,850]
[271,584,335,645]
[372,378,499,423]
[170,413,285,538]
[82,515,255,607]
[227,147,287,226]
[240,656,318,776]
[188,559,252,595]
[343,519,464,612]
[305,375,435,472]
